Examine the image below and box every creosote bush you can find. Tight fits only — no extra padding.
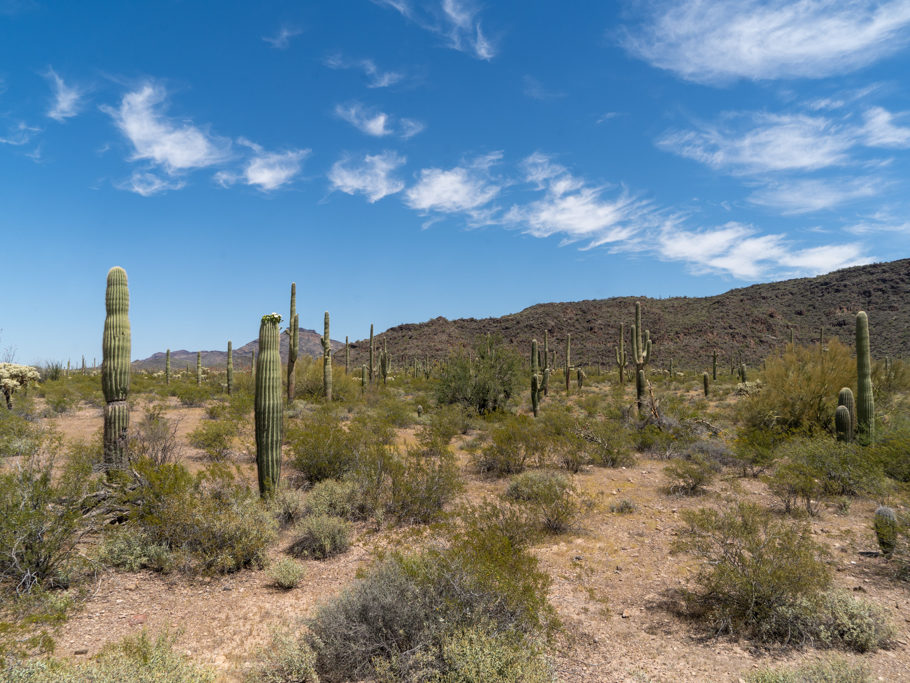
[129,405,183,466]
[505,470,579,533]
[675,502,894,650]
[188,417,239,461]
[435,334,523,415]
[474,414,546,476]
[663,454,717,496]
[270,558,305,590]
[289,514,351,560]
[746,656,869,683]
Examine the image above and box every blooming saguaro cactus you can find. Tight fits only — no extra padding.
[0,363,40,409]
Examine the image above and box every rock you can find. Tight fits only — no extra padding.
[621,610,632,618]
[74,649,88,656]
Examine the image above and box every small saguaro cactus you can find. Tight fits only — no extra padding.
[322,311,332,401]
[874,505,898,557]
[542,330,550,397]
[287,283,299,402]
[703,372,709,397]
[361,364,367,394]
[669,358,674,378]
[577,367,585,391]
[838,387,856,426]
[855,311,874,442]
[227,341,233,395]
[835,405,853,443]
[81,355,85,375]
[165,349,171,385]
[344,336,349,375]
[369,324,374,384]
[255,313,283,498]
[196,351,202,386]
[738,363,747,383]
[531,339,540,417]
[565,333,571,395]
[712,349,717,381]
[102,266,130,471]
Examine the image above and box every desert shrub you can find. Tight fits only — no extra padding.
[474,414,546,476]
[872,357,910,410]
[573,418,635,467]
[416,403,466,446]
[305,515,555,682]
[2,630,215,682]
[456,500,539,549]
[99,527,174,573]
[733,427,787,477]
[435,335,523,415]
[610,499,637,514]
[663,454,717,496]
[305,478,358,519]
[244,629,319,683]
[767,460,826,516]
[0,412,44,459]
[869,418,910,483]
[188,417,238,461]
[129,405,183,465]
[635,421,691,457]
[434,623,552,682]
[287,409,378,484]
[112,459,276,574]
[747,656,869,683]
[36,381,78,415]
[676,502,893,650]
[270,558,305,590]
[0,452,92,592]
[505,470,579,533]
[289,514,351,560]
[386,446,462,524]
[269,487,308,528]
[738,340,854,436]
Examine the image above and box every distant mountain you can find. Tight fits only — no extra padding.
[342,258,910,372]
[133,328,343,371]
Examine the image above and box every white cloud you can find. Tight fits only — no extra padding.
[329,151,406,202]
[749,177,882,214]
[844,210,910,234]
[405,152,501,213]
[217,138,309,191]
[45,68,83,122]
[658,113,854,174]
[374,0,497,60]
[103,83,231,173]
[334,102,424,139]
[623,0,910,85]
[522,76,565,100]
[263,26,302,49]
[122,171,185,197]
[506,153,655,248]
[862,106,910,147]
[324,53,404,88]
[656,222,870,279]
[0,121,40,145]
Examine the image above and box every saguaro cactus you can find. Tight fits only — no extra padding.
[835,405,853,442]
[703,372,709,397]
[577,367,585,391]
[165,349,171,385]
[565,334,571,394]
[287,283,298,402]
[855,311,874,442]
[615,323,627,385]
[102,266,130,470]
[361,364,367,394]
[531,339,540,417]
[874,506,897,557]
[255,313,283,497]
[542,330,550,397]
[322,311,332,401]
[196,351,202,386]
[712,349,717,381]
[369,324,374,384]
[631,302,651,414]
[227,341,233,395]
[345,336,349,375]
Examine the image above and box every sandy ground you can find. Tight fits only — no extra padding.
[26,399,910,681]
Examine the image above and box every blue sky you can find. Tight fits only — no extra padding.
[2,0,910,364]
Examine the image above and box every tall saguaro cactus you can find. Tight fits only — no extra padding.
[615,323,627,384]
[322,311,332,401]
[226,341,233,395]
[196,351,202,386]
[565,333,571,395]
[542,330,550,397]
[102,266,130,470]
[287,283,298,402]
[712,349,717,381]
[631,301,652,414]
[165,349,171,385]
[345,336,349,375]
[255,313,283,497]
[531,339,540,417]
[369,324,374,384]
[855,311,874,442]
[361,364,367,394]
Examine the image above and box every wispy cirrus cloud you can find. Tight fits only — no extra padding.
[328,151,406,202]
[102,83,231,174]
[405,152,502,216]
[862,106,910,147]
[623,0,910,85]
[121,171,185,197]
[263,25,302,49]
[656,222,871,279]
[324,53,404,88]
[749,177,883,214]
[45,68,84,122]
[373,0,496,60]
[216,138,309,191]
[0,121,40,145]
[334,102,424,139]
[522,76,565,101]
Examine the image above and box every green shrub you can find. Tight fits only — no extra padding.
[663,454,717,496]
[244,629,319,683]
[574,419,635,468]
[129,405,183,466]
[305,478,358,520]
[504,470,578,533]
[270,558,305,590]
[287,410,375,484]
[0,412,45,459]
[675,502,893,650]
[1,630,214,682]
[474,414,546,476]
[171,382,213,406]
[869,418,910,482]
[738,340,855,436]
[435,623,552,682]
[733,427,786,477]
[269,487,308,528]
[99,527,174,574]
[610,499,637,514]
[747,656,869,683]
[416,403,466,446]
[289,514,351,560]
[188,418,238,461]
[386,446,462,524]
[114,459,276,574]
[435,335,523,415]
[456,501,539,549]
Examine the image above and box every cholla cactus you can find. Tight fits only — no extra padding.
[0,363,40,409]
